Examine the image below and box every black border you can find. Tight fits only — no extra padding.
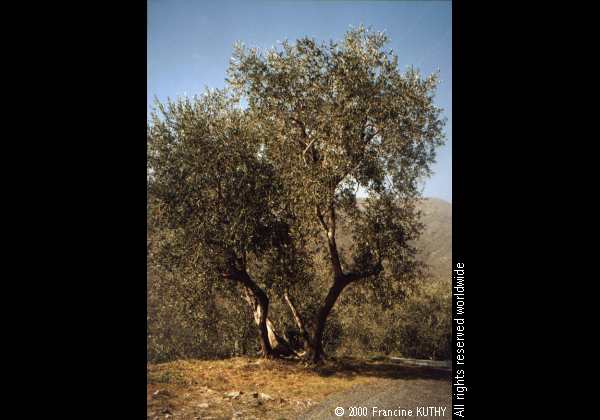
[452,0,464,418]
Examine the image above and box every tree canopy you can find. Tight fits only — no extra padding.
[148,26,446,363]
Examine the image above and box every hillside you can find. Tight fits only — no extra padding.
[414,198,452,283]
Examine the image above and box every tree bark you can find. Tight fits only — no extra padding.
[224,259,275,359]
[308,204,348,362]
[266,318,297,356]
[309,202,383,363]
[242,287,298,357]
[241,284,274,358]
[310,275,349,363]
[284,290,311,351]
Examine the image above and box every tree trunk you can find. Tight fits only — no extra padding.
[225,256,298,359]
[243,286,298,357]
[266,318,279,349]
[310,275,348,363]
[307,203,383,363]
[266,318,297,356]
[284,291,311,352]
[242,284,274,358]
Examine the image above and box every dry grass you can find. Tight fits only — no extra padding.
[147,356,450,419]
[147,357,379,420]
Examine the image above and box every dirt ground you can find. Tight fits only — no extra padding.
[147,357,451,420]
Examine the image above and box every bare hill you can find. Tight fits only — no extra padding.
[414,198,452,283]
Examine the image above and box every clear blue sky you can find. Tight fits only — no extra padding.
[148,0,452,202]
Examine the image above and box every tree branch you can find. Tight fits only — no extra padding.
[302,137,318,164]
[325,202,343,278]
[315,204,343,278]
[315,205,329,233]
[222,256,267,304]
[284,290,311,348]
[328,201,337,238]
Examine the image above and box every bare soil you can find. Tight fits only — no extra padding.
[147,357,450,420]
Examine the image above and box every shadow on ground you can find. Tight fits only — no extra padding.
[313,357,451,381]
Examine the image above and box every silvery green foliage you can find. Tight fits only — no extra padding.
[228,26,444,288]
[148,89,302,289]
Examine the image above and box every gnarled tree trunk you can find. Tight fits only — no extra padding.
[307,204,347,363]
[309,275,348,363]
[224,258,275,359]
[241,284,274,358]
[243,287,297,357]
[307,204,383,364]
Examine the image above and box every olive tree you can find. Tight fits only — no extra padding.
[227,26,445,362]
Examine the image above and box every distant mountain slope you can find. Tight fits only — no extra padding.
[414,198,452,283]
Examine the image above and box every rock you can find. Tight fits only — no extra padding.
[259,393,273,401]
[197,402,209,408]
[152,389,172,399]
[224,391,241,399]
[251,392,259,398]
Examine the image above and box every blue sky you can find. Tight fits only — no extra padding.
[148,0,452,202]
